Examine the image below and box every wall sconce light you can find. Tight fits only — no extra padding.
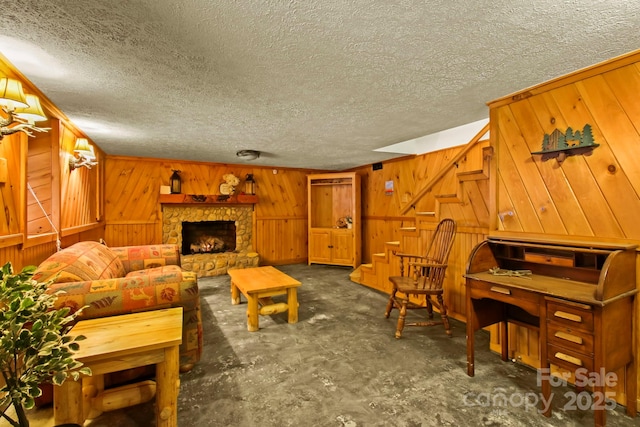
[244,173,255,195]
[69,138,98,170]
[0,77,49,140]
[170,170,182,194]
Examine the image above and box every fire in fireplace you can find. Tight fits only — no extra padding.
[182,221,236,254]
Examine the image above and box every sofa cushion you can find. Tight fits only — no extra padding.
[33,241,126,283]
[110,245,180,272]
[126,264,184,279]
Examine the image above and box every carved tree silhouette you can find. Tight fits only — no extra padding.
[582,124,595,145]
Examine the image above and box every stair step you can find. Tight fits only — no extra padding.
[457,169,487,181]
[416,211,436,217]
[399,226,416,231]
[349,265,363,283]
[373,253,385,258]
[435,193,461,203]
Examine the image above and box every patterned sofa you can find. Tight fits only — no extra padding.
[33,241,202,372]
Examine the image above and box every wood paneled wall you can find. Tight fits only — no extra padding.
[0,57,105,270]
[490,51,640,241]
[104,157,311,265]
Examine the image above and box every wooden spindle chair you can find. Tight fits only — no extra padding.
[384,218,457,338]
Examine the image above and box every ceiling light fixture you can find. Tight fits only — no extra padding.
[69,138,98,170]
[236,150,260,161]
[0,77,49,140]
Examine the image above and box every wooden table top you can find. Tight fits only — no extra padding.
[228,266,301,293]
[68,307,183,363]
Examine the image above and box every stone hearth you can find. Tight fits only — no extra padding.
[162,205,259,277]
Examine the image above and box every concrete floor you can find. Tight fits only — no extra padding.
[19,264,640,426]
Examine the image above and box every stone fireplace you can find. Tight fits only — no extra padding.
[162,205,259,277]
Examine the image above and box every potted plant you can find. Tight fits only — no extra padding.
[0,262,91,427]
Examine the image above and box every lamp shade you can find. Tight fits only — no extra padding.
[0,78,29,109]
[73,138,96,159]
[14,94,47,123]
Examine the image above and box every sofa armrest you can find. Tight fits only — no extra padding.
[109,244,181,273]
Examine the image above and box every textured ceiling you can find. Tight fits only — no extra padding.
[0,1,638,170]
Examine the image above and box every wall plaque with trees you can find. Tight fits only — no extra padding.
[531,124,599,162]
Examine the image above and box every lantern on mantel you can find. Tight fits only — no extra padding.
[244,174,255,195]
[170,170,182,194]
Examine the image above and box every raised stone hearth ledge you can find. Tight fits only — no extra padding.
[181,251,259,278]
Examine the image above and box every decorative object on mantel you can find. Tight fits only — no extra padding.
[244,173,256,195]
[236,149,260,161]
[219,173,240,195]
[531,124,599,162]
[191,195,207,202]
[170,169,181,194]
[0,77,50,140]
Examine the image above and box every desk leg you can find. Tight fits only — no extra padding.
[287,287,298,324]
[500,320,509,362]
[466,297,475,377]
[247,294,259,331]
[231,281,241,305]
[538,298,552,418]
[593,383,606,427]
[156,345,180,427]
[626,360,637,417]
[54,379,84,425]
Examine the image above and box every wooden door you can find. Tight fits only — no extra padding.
[309,229,332,264]
[331,230,354,266]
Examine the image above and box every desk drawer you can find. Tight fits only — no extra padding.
[546,299,594,332]
[468,280,541,315]
[546,322,593,355]
[547,343,594,372]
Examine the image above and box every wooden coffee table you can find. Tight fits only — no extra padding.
[54,308,183,427]
[228,266,301,331]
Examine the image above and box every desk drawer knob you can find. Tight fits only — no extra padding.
[554,331,583,345]
[490,286,511,295]
[553,310,582,323]
[555,352,583,367]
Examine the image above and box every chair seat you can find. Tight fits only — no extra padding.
[389,276,443,295]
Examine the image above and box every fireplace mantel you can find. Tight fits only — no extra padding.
[160,194,258,204]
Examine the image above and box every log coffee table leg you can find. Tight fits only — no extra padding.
[231,280,241,305]
[287,287,298,324]
[155,345,180,427]
[54,379,84,425]
[246,294,259,331]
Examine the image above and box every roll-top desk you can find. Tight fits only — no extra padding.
[464,236,637,426]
